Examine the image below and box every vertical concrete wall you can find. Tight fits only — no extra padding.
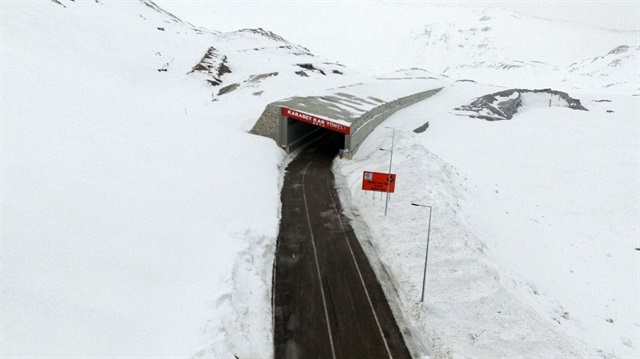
[348,87,442,153]
[250,103,282,147]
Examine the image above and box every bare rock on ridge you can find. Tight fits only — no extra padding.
[455,88,588,121]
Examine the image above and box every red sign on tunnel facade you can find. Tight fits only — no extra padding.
[282,107,351,135]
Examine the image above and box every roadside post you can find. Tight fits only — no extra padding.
[379,127,395,216]
[411,202,433,303]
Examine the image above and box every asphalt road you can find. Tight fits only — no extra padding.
[273,133,411,359]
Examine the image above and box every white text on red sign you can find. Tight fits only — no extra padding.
[282,107,351,135]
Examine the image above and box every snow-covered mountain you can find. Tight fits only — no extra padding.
[405,6,639,92]
[412,7,636,66]
[2,1,638,358]
[566,44,640,92]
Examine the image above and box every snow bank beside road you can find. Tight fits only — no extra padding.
[1,2,284,356]
[335,81,639,358]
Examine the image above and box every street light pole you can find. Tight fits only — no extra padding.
[411,202,432,303]
[384,127,395,216]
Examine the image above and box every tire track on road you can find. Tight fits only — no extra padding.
[273,135,411,359]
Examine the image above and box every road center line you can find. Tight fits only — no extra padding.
[326,180,394,359]
[301,162,337,359]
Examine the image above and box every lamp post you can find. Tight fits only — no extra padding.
[411,202,432,303]
[379,127,395,216]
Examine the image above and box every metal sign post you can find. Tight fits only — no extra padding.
[380,127,395,216]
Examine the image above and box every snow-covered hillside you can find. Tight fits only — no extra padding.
[1,1,365,357]
[335,82,639,358]
[2,1,638,358]
[411,7,634,66]
[405,6,639,93]
[157,1,639,94]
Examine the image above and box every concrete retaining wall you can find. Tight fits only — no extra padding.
[250,103,281,144]
[348,87,442,153]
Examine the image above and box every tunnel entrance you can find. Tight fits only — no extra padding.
[281,107,349,155]
[250,85,443,155]
[285,116,345,155]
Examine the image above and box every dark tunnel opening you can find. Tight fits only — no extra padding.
[286,117,345,157]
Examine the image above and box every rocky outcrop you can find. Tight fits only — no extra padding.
[455,88,588,121]
[188,47,231,86]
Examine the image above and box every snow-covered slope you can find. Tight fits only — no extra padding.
[0,1,365,357]
[412,7,635,68]
[408,6,639,93]
[335,82,639,358]
[566,45,640,93]
[2,1,638,359]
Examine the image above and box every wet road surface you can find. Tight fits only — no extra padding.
[273,134,411,359]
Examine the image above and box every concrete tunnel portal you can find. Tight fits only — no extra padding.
[249,81,443,155]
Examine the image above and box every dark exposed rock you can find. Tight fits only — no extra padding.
[189,47,231,86]
[218,83,240,96]
[215,73,278,97]
[296,63,326,75]
[413,121,430,133]
[608,45,630,55]
[248,72,278,83]
[455,88,588,121]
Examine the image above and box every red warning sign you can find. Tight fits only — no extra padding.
[362,171,396,193]
[281,107,351,135]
